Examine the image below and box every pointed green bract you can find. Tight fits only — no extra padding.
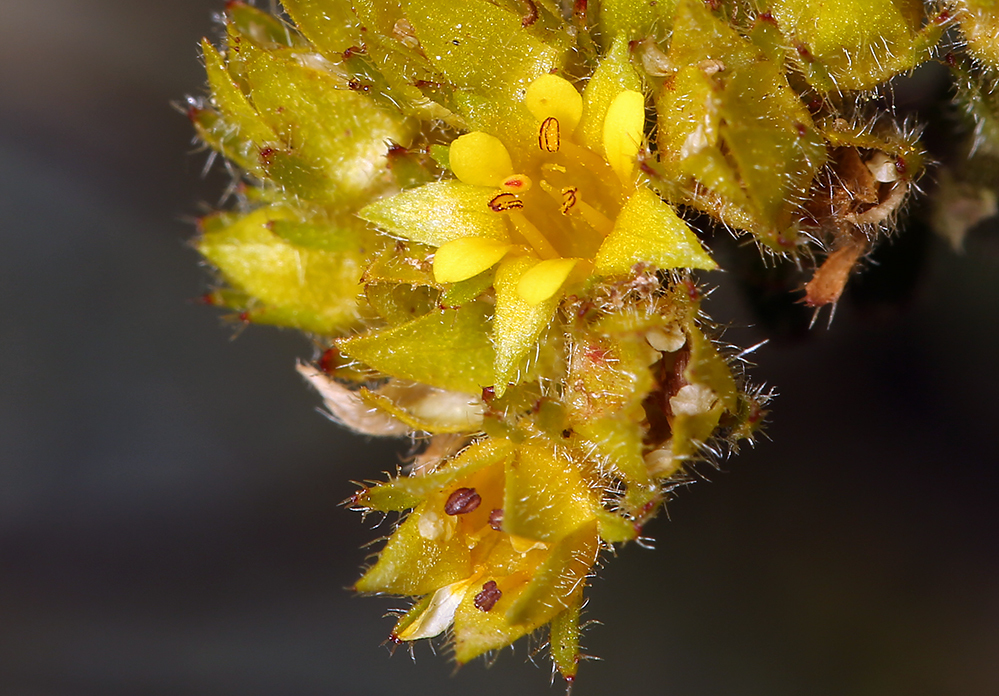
[197,206,369,334]
[492,257,560,393]
[596,187,716,273]
[359,181,511,246]
[338,303,496,394]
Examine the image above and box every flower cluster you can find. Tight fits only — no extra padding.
[188,0,999,685]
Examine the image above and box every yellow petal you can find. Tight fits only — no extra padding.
[516,257,579,305]
[434,237,512,283]
[449,131,514,187]
[524,74,583,134]
[603,89,644,185]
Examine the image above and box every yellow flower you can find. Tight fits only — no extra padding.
[353,436,602,667]
[434,74,648,305]
[361,73,717,390]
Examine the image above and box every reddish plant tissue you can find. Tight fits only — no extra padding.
[474,581,502,611]
[444,487,481,515]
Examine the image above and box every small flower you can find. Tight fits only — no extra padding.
[361,72,716,389]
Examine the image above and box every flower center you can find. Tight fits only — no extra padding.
[488,116,624,261]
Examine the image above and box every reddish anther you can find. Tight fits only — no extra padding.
[481,386,495,404]
[444,487,481,515]
[488,508,504,531]
[319,348,338,374]
[474,581,502,611]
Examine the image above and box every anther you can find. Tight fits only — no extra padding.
[488,192,525,212]
[560,187,578,215]
[539,116,560,153]
[444,487,481,515]
[474,580,502,611]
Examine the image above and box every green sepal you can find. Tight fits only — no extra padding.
[685,323,737,413]
[549,595,583,680]
[503,439,597,543]
[658,0,826,248]
[359,439,514,512]
[280,0,363,59]
[599,0,679,47]
[505,520,598,626]
[338,303,496,395]
[402,0,564,100]
[768,0,939,92]
[197,205,369,335]
[364,283,439,326]
[359,180,511,247]
[578,34,644,153]
[357,386,482,434]
[363,242,437,287]
[670,322,738,459]
[441,268,496,307]
[354,501,473,595]
[596,187,717,274]
[594,508,639,544]
[241,40,417,207]
[575,416,649,485]
[492,256,560,394]
[227,1,306,48]
[201,39,277,174]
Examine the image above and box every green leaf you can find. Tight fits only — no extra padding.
[338,303,496,394]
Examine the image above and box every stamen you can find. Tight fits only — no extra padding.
[560,187,578,215]
[577,199,614,236]
[539,117,560,153]
[541,180,614,236]
[488,192,525,212]
[508,211,559,259]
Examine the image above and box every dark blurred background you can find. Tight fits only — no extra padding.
[1,2,997,694]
